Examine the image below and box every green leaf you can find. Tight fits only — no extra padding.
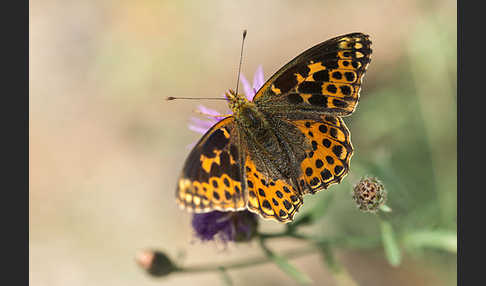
[260,240,312,285]
[402,230,456,253]
[268,252,312,285]
[217,267,233,286]
[318,243,360,286]
[380,220,402,267]
[317,243,340,273]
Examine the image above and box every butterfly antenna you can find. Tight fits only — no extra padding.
[235,29,247,96]
[166,96,228,101]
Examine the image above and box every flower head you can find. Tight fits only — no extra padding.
[192,210,258,243]
[352,176,387,213]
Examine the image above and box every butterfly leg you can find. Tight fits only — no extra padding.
[194,109,232,118]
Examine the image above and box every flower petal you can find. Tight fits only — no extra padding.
[186,142,196,150]
[252,65,265,96]
[240,73,253,101]
[189,117,216,130]
[196,105,221,117]
[188,123,210,134]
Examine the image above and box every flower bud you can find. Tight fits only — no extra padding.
[352,176,386,213]
[136,250,177,277]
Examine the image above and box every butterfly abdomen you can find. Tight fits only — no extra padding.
[236,104,299,180]
[236,104,273,145]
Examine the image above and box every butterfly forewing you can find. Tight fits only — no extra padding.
[253,33,372,117]
[176,117,247,212]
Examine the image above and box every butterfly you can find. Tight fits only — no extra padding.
[176,33,372,223]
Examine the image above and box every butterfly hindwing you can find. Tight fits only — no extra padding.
[244,155,303,222]
[176,117,247,212]
[253,33,372,116]
[288,115,353,194]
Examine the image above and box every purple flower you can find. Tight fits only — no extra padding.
[240,65,264,101]
[192,210,258,243]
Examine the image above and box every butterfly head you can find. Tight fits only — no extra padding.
[225,89,251,115]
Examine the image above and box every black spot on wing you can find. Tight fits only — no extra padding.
[321,169,332,180]
[288,93,303,104]
[258,188,266,197]
[318,124,328,133]
[326,84,337,94]
[334,165,344,175]
[313,70,330,81]
[308,95,327,106]
[329,128,338,139]
[298,81,322,94]
[340,85,352,95]
[230,144,239,161]
[262,200,272,209]
[225,190,232,200]
[274,65,310,93]
[223,178,230,187]
[320,55,339,69]
[332,99,348,108]
[332,71,342,80]
[283,200,292,210]
[344,72,355,82]
[332,145,343,157]
[326,156,334,164]
[201,129,228,158]
[322,139,331,148]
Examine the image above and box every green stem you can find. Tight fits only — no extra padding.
[175,245,317,274]
[263,231,381,249]
[174,232,381,275]
[257,231,290,239]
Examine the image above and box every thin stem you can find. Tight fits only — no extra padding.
[174,233,381,275]
[260,231,381,249]
[175,245,317,274]
[256,231,289,239]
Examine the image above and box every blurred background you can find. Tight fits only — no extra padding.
[30,0,456,285]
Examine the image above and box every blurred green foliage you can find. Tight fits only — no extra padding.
[295,11,456,282]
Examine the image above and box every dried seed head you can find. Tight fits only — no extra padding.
[353,176,386,213]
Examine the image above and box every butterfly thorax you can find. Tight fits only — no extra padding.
[226,89,297,180]
[225,90,261,129]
